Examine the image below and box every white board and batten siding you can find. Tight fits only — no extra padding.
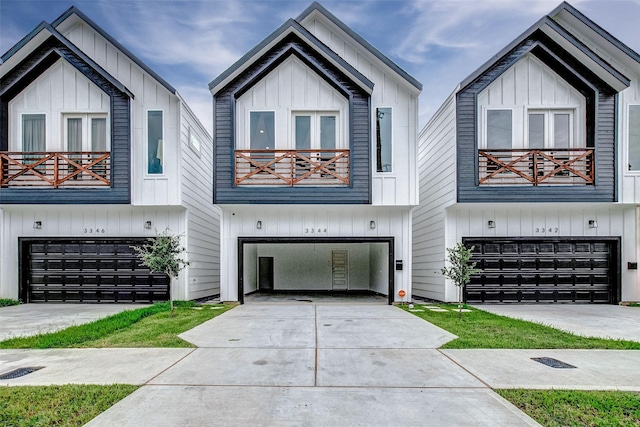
[8,59,110,151]
[477,54,586,148]
[412,91,457,302]
[235,56,349,150]
[0,206,188,300]
[59,18,181,206]
[219,205,412,302]
[179,99,220,299]
[300,14,419,207]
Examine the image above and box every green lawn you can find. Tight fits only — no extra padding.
[498,389,640,427]
[0,298,20,308]
[0,301,233,349]
[401,304,640,349]
[0,384,138,427]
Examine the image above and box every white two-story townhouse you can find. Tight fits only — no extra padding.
[210,2,422,303]
[413,1,640,305]
[0,7,220,303]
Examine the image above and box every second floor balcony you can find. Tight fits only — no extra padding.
[478,148,594,186]
[1,152,111,188]
[235,149,350,187]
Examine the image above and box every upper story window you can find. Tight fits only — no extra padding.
[22,114,46,151]
[376,107,392,172]
[147,110,163,174]
[188,127,201,155]
[629,105,640,171]
[250,111,275,150]
[64,114,108,152]
[528,110,574,148]
[486,109,512,149]
[293,112,339,150]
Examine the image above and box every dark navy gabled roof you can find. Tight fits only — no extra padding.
[1,6,175,95]
[459,2,633,92]
[552,1,640,64]
[209,18,374,95]
[296,2,422,91]
[1,21,134,98]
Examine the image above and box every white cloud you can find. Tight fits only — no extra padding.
[176,83,213,138]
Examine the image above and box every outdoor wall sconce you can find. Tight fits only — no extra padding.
[369,220,376,229]
[487,220,495,229]
[256,220,262,229]
[144,220,152,229]
[588,220,598,228]
[33,221,42,229]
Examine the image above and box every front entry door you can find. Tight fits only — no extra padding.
[331,250,348,290]
[258,257,274,290]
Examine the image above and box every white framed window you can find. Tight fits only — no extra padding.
[22,113,46,152]
[188,127,201,156]
[484,109,512,149]
[628,105,640,171]
[147,110,163,174]
[526,109,575,149]
[63,114,109,152]
[375,107,392,172]
[292,111,340,151]
[249,111,275,150]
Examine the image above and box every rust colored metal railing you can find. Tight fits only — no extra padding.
[0,152,111,188]
[478,148,594,186]
[235,149,350,186]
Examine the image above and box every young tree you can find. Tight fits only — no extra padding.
[132,228,189,317]
[441,242,482,319]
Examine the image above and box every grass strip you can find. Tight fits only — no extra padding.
[0,301,232,349]
[0,299,20,308]
[498,389,640,427]
[0,384,138,427]
[401,304,640,349]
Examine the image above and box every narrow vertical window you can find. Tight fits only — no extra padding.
[91,118,107,151]
[67,118,83,152]
[376,107,392,172]
[22,114,46,152]
[629,105,640,171]
[528,113,545,149]
[320,115,336,150]
[250,111,275,150]
[147,111,163,174]
[486,110,512,149]
[295,115,311,150]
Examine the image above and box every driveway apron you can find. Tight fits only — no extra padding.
[87,304,539,426]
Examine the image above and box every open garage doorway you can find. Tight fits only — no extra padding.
[238,237,394,304]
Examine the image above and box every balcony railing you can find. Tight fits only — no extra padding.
[0,152,111,188]
[235,149,350,186]
[478,148,594,186]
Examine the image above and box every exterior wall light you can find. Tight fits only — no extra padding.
[144,220,152,229]
[487,220,495,229]
[256,220,262,229]
[588,220,598,228]
[369,220,376,229]
[33,221,42,229]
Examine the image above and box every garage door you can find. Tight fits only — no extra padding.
[21,238,170,303]
[463,238,619,304]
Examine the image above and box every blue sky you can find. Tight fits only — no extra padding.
[2,0,639,135]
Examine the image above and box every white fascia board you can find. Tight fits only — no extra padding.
[0,29,51,79]
[210,27,373,96]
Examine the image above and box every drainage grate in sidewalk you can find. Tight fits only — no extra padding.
[0,367,44,380]
[531,357,576,369]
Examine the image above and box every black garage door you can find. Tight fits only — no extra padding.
[463,238,619,304]
[20,238,170,303]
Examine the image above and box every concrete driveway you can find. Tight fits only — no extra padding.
[0,303,150,341]
[475,304,640,342]
[84,304,539,426]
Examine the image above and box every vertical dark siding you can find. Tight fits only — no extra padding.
[456,32,617,203]
[0,38,131,204]
[213,34,371,205]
